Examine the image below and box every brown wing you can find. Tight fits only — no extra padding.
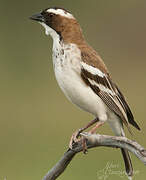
[81,67,140,131]
[114,84,140,130]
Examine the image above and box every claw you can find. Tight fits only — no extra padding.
[69,129,82,149]
[69,129,88,154]
[82,137,88,154]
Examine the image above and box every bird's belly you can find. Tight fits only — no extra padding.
[54,64,107,120]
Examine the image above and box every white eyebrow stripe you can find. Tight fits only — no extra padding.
[47,9,74,19]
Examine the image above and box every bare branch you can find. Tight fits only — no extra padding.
[42,133,146,180]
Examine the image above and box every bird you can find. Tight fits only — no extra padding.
[30,7,140,179]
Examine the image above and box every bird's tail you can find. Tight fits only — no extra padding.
[119,127,133,179]
[121,148,133,178]
[108,116,133,179]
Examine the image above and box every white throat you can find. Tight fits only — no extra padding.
[40,22,61,49]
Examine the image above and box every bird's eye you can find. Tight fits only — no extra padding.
[49,13,54,17]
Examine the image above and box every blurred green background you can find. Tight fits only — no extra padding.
[0,0,146,179]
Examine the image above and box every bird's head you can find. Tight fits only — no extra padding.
[30,7,84,44]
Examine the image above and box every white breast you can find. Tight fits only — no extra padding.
[40,20,108,122]
[52,42,108,121]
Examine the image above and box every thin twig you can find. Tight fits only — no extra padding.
[42,133,146,180]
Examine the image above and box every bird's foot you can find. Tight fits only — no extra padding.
[69,129,82,148]
[69,129,88,154]
[81,137,88,154]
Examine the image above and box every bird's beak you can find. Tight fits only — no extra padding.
[30,13,45,22]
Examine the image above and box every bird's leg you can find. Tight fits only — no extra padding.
[81,121,105,153]
[89,121,105,134]
[69,117,99,149]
